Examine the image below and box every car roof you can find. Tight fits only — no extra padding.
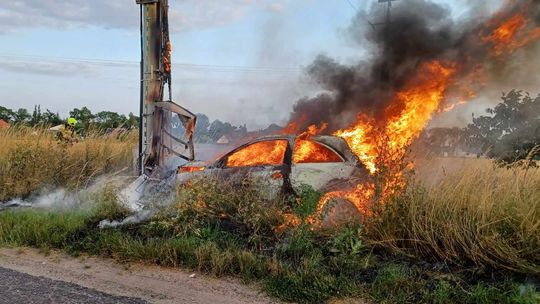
[217,134,360,164]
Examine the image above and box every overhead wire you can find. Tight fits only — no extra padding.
[345,0,359,12]
[0,54,301,74]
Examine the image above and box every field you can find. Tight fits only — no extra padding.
[0,127,136,201]
[0,128,538,303]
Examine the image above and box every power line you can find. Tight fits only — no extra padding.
[345,0,359,12]
[0,54,301,74]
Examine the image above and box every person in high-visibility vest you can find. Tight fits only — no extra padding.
[56,117,78,144]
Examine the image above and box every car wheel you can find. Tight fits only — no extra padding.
[319,197,362,228]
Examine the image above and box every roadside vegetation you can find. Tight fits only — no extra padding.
[0,127,136,201]
[0,162,538,303]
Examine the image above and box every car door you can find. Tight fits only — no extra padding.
[213,139,292,196]
[290,139,356,192]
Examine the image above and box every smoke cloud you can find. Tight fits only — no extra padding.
[286,0,540,132]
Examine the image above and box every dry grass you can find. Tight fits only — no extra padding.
[368,157,540,275]
[0,126,136,201]
[0,159,537,303]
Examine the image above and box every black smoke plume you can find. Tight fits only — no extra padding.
[286,0,540,132]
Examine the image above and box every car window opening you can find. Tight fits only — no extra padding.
[226,140,288,167]
[293,140,343,163]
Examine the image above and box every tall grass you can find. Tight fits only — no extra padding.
[0,142,538,303]
[368,160,540,275]
[0,126,136,201]
[0,173,537,303]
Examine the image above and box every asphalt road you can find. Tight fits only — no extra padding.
[0,267,147,304]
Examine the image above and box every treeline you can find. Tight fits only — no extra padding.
[422,90,540,165]
[185,113,247,143]
[0,105,257,143]
[0,105,139,130]
[175,113,282,143]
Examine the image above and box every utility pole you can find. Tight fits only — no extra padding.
[380,0,396,26]
[368,0,398,51]
[135,0,196,177]
[368,0,398,95]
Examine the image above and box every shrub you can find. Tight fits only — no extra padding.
[153,176,287,250]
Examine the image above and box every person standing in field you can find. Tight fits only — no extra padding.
[56,117,79,144]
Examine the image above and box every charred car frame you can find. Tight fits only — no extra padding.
[177,135,371,205]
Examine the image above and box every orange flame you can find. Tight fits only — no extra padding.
[335,61,455,175]
[313,61,457,217]
[293,139,342,163]
[283,5,540,223]
[383,61,456,153]
[227,140,288,167]
[481,6,540,56]
[334,117,377,174]
[292,123,340,163]
[178,166,205,173]
[308,183,376,224]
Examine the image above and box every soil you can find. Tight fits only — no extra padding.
[0,247,278,304]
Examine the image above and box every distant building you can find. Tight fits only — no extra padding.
[0,119,10,128]
[217,135,230,144]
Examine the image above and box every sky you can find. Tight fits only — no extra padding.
[0,0,513,130]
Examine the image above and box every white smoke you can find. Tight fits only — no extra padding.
[3,189,74,210]
[0,175,130,211]
[1,159,186,228]
[1,187,101,211]
[98,210,154,229]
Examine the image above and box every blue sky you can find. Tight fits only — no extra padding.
[0,0,512,129]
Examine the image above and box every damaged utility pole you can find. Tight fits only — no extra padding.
[136,0,197,178]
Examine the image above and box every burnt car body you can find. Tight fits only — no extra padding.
[176,135,370,200]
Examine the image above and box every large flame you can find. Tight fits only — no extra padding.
[482,11,540,56]
[292,123,339,163]
[309,2,540,219]
[231,0,540,228]
[336,61,455,172]
[305,61,457,219]
[334,118,377,174]
[383,62,456,155]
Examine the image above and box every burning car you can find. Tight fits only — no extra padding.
[176,134,371,222]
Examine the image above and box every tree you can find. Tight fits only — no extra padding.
[95,111,126,129]
[194,113,211,142]
[30,105,42,126]
[423,127,464,156]
[463,90,540,164]
[69,106,94,129]
[13,108,31,125]
[42,109,62,126]
[208,119,239,141]
[0,106,15,122]
[126,113,139,129]
[195,113,210,135]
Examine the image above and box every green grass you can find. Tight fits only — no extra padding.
[0,179,537,304]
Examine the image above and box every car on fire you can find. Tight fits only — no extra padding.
[176,135,371,221]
